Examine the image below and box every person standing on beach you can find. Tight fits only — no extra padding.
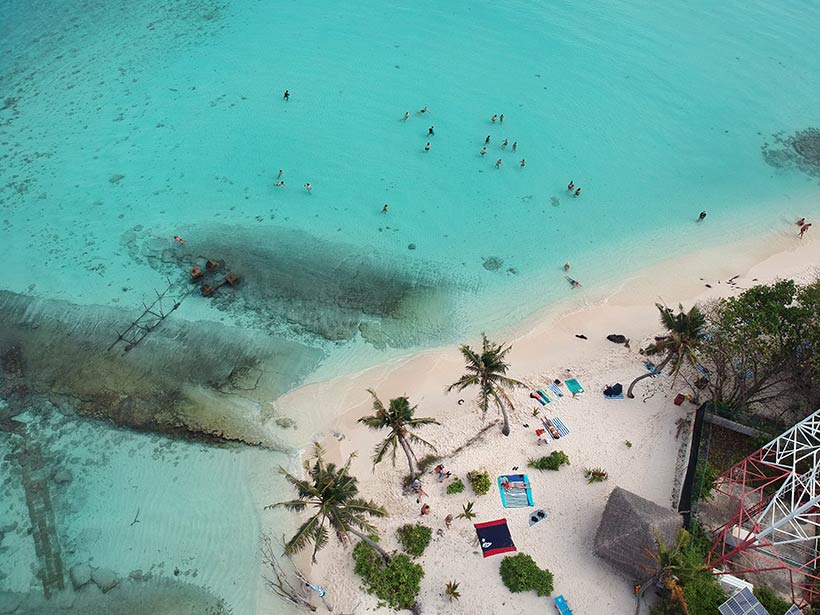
[283,90,289,101]
[698,210,707,222]
[800,222,812,238]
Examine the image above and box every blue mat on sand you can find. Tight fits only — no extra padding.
[474,519,516,558]
[548,383,564,398]
[565,378,584,395]
[604,393,625,400]
[498,474,534,508]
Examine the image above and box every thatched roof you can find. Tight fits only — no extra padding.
[594,486,682,580]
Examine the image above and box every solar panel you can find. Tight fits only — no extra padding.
[718,587,771,615]
[784,606,804,615]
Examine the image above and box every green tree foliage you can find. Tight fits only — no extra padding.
[396,523,432,557]
[499,553,554,597]
[268,443,389,563]
[448,333,525,436]
[456,501,477,520]
[628,303,706,398]
[693,460,720,502]
[528,451,570,471]
[699,279,820,414]
[353,541,424,611]
[681,572,726,615]
[753,586,792,615]
[358,390,440,481]
[446,477,465,494]
[467,470,491,496]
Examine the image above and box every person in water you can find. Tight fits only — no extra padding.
[698,210,707,222]
[382,204,388,213]
[425,142,431,151]
[574,188,582,197]
[491,114,497,123]
[274,181,285,187]
[403,111,409,121]
[520,159,526,167]
[512,142,517,152]
[485,135,491,144]
[496,158,502,168]
[428,126,434,136]
[305,182,312,192]
[283,90,289,101]
[800,222,812,238]
[480,146,487,156]
[173,235,185,244]
[796,217,806,226]
[277,169,284,178]
[418,106,429,114]
[564,262,571,271]
[568,277,581,288]
[567,180,574,191]
[502,138,509,148]
[499,114,504,124]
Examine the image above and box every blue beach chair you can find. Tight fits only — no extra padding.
[554,594,574,615]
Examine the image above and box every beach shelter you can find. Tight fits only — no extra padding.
[474,519,516,558]
[593,487,682,580]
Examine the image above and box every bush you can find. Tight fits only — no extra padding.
[681,572,726,615]
[353,542,424,611]
[396,524,432,558]
[528,451,570,471]
[499,553,554,597]
[583,467,609,483]
[694,460,720,502]
[446,477,465,494]
[754,586,792,615]
[467,470,491,496]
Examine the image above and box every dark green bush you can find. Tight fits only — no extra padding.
[499,553,554,597]
[467,470,491,496]
[528,451,570,471]
[753,586,792,615]
[681,572,726,615]
[446,477,465,494]
[353,542,424,611]
[693,460,720,502]
[396,523,432,558]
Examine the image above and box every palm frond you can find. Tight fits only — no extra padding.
[405,431,437,452]
[283,513,324,556]
[371,434,399,467]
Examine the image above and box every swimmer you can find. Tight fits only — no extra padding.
[485,135,491,145]
[574,188,581,197]
[563,262,571,271]
[283,90,289,101]
[502,138,509,148]
[567,180,574,192]
[800,222,812,238]
[512,141,517,152]
[520,158,526,167]
[499,114,504,124]
[491,114,497,123]
[305,182,312,192]
[428,126,434,136]
[480,146,487,156]
[274,181,285,187]
[496,158,502,168]
[418,106,429,114]
[425,142,431,151]
[698,210,707,222]
[382,203,388,213]
[796,217,806,226]
[277,169,283,179]
[567,276,581,288]
[173,235,185,244]
[403,111,410,121]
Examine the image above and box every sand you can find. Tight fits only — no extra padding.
[260,227,820,614]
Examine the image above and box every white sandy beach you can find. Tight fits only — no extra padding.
[258,224,820,615]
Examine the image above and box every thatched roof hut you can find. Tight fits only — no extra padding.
[594,486,683,580]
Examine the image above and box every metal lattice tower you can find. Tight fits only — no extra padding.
[707,408,820,605]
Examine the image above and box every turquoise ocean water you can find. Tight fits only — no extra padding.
[2,0,820,612]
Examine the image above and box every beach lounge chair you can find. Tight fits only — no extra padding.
[498,474,534,508]
[565,378,584,396]
[554,594,573,615]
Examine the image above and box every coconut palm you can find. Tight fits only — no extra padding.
[447,333,525,436]
[358,390,439,481]
[267,443,389,563]
[627,303,706,399]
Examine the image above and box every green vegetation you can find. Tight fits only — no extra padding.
[448,333,526,436]
[753,586,792,615]
[457,501,477,520]
[446,477,465,495]
[396,523,432,558]
[467,470,491,496]
[499,553,554,597]
[584,467,609,483]
[270,443,388,562]
[627,303,706,399]
[625,440,633,448]
[445,580,461,602]
[528,450,570,471]
[693,460,720,502]
[358,390,440,481]
[353,541,424,611]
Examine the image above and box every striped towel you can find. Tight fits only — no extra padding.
[548,383,564,398]
[541,417,571,439]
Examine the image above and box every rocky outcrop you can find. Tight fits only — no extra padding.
[68,564,92,590]
[91,568,118,593]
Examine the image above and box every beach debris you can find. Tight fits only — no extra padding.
[575,334,587,340]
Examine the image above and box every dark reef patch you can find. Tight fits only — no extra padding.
[762,128,820,177]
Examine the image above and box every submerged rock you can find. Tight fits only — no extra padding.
[52,469,72,484]
[91,568,119,593]
[69,563,92,590]
[482,256,504,271]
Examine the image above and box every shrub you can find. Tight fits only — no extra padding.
[753,586,792,615]
[499,553,554,597]
[396,523,432,558]
[353,542,424,611]
[446,477,465,495]
[528,451,570,471]
[694,460,720,502]
[467,470,491,496]
[457,501,477,520]
[681,572,726,615]
[584,467,608,483]
[445,580,461,602]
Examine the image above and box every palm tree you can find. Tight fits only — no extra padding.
[358,390,439,482]
[267,443,390,563]
[627,303,706,399]
[447,333,525,436]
